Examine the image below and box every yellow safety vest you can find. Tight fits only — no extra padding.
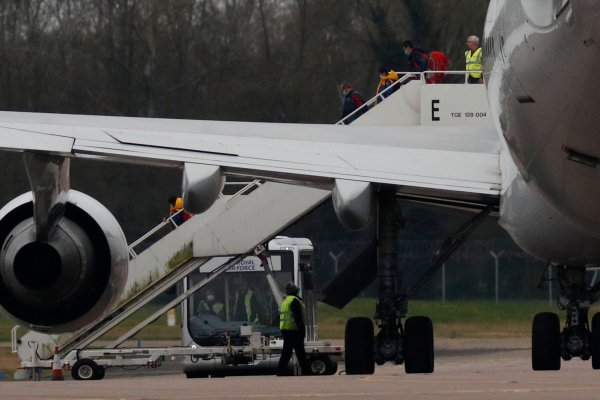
[279,295,305,331]
[244,290,258,323]
[465,47,483,79]
[199,300,223,315]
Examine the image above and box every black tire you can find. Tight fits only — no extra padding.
[591,313,600,369]
[404,316,434,374]
[185,371,209,378]
[95,366,106,380]
[345,317,375,375]
[308,356,337,375]
[532,312,561,371]
[71,359,100,381]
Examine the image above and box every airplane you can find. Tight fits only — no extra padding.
[0,0,598,374]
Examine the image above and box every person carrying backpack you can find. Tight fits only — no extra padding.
[403,41,429,75]
[376,67,399,102]
[339,82,367,124]
[426,51,449,84]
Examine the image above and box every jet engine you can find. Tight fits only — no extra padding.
[0,190,128,333]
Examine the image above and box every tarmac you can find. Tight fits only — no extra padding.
[3,338,600,400]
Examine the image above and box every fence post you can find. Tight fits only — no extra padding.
[490,250,504,303]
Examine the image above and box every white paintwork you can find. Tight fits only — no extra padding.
[192,182,329,256]
[483,0,600,264]
[332,179,375,231]
[125,182,327,300]
[354,81,423,126]
[420,84,495,129]
[182,164,224,214]
[0,111,501,197]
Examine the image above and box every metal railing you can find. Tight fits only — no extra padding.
[127,180,263,259]
[11,325,19,353]
[336,70,483,125]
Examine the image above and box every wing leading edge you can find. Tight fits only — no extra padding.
[0,111,501,207]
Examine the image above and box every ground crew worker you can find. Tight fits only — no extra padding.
[465,35,483,84]
[277,281,310,376]
[232,279,259,323]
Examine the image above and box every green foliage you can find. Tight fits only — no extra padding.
[168,243,193,270]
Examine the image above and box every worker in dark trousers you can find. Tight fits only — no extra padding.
[277,282,310,376]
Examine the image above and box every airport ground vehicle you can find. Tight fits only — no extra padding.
[181,236,342,377]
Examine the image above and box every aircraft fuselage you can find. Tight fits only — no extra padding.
[485,0,600,265]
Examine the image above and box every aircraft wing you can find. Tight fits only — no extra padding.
[0,111,501,207]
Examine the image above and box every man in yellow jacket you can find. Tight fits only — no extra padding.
[277,282,309,376]
[465,35,483,84]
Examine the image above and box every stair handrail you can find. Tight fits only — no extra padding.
[11,325,19,353]
[336,69,484,125]
[127,180,263,259]
[336,72,417,125]
[127,209,185,259]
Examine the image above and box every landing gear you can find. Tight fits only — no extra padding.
[532,265,600,370]
[344,188,434,374]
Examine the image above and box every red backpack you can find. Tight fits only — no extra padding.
[426,51,449,84]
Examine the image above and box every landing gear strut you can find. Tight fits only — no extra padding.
[344,188,434,374]
[533,265,600,370]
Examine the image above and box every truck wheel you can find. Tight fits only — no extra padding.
[308,356,337,375]
[404,316,434,374]
[185,371,209,378]
[345,317,374,375]
[95,366,106,380]
[71,359,101,380]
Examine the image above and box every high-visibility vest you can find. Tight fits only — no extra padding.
[465,47,483,79]
[234,290,258,323]
[199,300,223,315]
[244,290,257,323]
[279,295,305,331]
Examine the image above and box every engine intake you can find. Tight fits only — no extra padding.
[0,190,128,333]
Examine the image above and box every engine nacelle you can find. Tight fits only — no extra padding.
[0,190,128,333]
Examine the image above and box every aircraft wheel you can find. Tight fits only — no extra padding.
[532,312,561,371]
[344,317,374,375]
[71,358,102,380]
[404,316,434,373]
[591,313,600,369]
[308,356,337,375]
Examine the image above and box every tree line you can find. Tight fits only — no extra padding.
[0,0,489,123]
